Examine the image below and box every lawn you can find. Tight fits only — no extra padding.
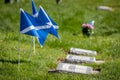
[0,0,120,80]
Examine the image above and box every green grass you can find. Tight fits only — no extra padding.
[0,0,120,80]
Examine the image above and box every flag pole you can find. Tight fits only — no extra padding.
[28,36,35,61]
[18,32,21,71]
[31,0,36,55]
[32,37,36,55]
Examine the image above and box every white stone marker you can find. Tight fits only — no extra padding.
[69,48,97,56]
[66,55,96,63]
[56,63,93,74]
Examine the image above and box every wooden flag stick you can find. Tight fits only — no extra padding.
[28,36,36,61]
[18,32,21,71]
[32,37,36,55]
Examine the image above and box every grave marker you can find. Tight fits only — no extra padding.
[66,55,96,63]
[56,63,93,74]
[69,48,97,56]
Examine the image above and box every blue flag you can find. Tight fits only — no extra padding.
[20,1,60,46]
[20,9,39,37]
[38,6,60,39]
[20,8,48,46]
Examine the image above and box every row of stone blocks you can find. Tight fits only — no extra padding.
[49,48,104,74]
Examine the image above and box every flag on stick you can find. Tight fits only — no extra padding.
[31,0,60,46]
[20,8,48,46]
[20,1,60,46]
[38,6,60,39]
[20,8,39,37]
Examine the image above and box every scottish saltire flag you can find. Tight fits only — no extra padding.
[20,0,60,46]
[38,6,60,39]
[20,8,48,46]
[31,0,60,38]
[20,9,39,37]
[31,0,60,44]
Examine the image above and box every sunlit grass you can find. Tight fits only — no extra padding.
[0,0,120,80]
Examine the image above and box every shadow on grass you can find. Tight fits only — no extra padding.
[0,59,29,64]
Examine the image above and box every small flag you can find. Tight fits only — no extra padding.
[38,6,60,39]
[20,8,48,46]
[31,0,60,43]
[20,8,39,37]
[20,1,60,46]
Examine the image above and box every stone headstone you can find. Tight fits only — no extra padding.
[97,6,113,11]
[56,63,93,74]
[66,55,96,63]
[69,48,97,56]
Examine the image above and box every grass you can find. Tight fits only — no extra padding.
[0,0,120,80]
